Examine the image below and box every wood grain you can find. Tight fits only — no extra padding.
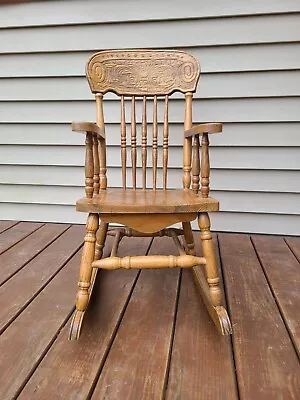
[0,221,298,399]
[142,96,147,189]
[285,236,300,263]
[84,132,94,198]
[91,237,180,399]
[152,95,158,189]
[0,225,84,334]
[166,232,238,400]
[0,250,82,400]
[201,133,210,198]
[19,237,152,400]
[100,212,197,234]
[71,121,105,140]
[185,122,223,137]
[183,92,193,190]
[121,95,127,189]
[163,95,169,189]
[95,93,107,191]
[219,233,300,399]
[0,223,69,286]
[0,221,43,255]
[131,96,137,189]
[252,235,300,357]
[191,134,200,194]
[0,220,19,234]
[86,50,200,95]
[76,188,219,213]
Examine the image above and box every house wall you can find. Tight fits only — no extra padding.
[0,0,299,234]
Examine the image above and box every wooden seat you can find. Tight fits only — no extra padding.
[68,49,232,340]
[76,189,219,214]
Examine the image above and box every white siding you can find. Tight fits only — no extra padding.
[0,0,299,234]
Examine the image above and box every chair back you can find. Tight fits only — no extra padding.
[86,49,201,190]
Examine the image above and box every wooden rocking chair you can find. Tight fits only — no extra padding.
[69,49,232,340]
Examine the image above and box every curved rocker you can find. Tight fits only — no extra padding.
[69,268,98,340]
[192,267,232,335]
[183,217,232,335]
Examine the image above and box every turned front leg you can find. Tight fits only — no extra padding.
[76,213,99,312]
[198,212,222,307]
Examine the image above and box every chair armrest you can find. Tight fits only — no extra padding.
[72,121,105,140]
[184,123,222,138]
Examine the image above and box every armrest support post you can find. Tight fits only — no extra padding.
[85,133,94,198]
[201,133,210,198]
[192,134,200,194]
[93,135,100,195]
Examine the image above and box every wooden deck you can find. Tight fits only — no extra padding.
[0,221,299,400]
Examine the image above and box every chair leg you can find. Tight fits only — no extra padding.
[192,212,232,335]
[182,221,195,255]
[95,219,109,261]
[69,213,100,340]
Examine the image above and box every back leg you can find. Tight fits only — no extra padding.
[182,221,196,255]
[89,219,109,313]
[95,219,109,260]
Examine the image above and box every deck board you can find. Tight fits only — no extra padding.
[252,235,300,358]
[0,222,299,400]
[0,225,84,334]
[0,220,19,234]
[219,233,300,400]
[0,221,43,255]
[0,223,69,286]
[19,236,151,400]
[166,233,238,400]
[285,236,300,263]
[92,237,180,399]
[0,250,82,399]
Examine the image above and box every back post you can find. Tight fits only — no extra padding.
[95,93,107,190]
[183,92,193,190]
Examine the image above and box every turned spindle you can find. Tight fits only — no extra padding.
[96,94,107,190]
[192,134,200,194]
[131,96,137,189]
[92,135,100,195]
[163,95,169,190]
[121,95,127,189]
[85,133,94,198]
[142,96,147,189]
[201,133,210,198]
[152,95,158,190]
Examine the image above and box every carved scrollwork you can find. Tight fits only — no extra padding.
[86,50,200,95]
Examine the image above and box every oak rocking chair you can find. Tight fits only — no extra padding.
[69,49,232,340]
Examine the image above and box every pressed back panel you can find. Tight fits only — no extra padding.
[86,49,200,96]
[86,50,200,190]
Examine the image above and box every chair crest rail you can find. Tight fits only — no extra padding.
[86,49,200,96]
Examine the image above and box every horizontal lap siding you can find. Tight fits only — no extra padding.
[0,0,299,234]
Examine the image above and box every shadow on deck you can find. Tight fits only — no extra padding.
[0,220,299,399]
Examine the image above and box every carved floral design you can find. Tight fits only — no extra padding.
[86,50,200,95]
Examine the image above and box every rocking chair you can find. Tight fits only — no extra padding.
[69,49,232,340]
